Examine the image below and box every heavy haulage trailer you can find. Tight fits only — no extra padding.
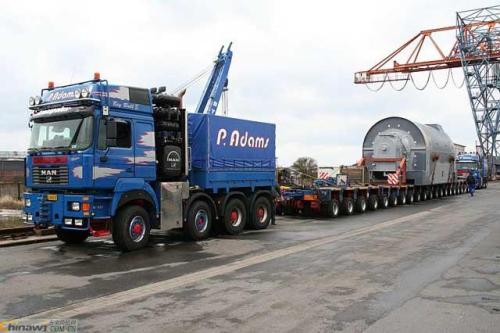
[281,117,468,217]
[23,45,277,251]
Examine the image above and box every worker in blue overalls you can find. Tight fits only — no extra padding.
[466,171,476,197]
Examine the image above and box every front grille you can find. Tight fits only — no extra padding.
[32,166,69,185]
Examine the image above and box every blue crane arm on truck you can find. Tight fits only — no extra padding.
[23,46,277,251]
[456,153,488,189]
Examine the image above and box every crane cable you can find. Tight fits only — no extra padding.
[170,64,213,95]
[365,68,466,91]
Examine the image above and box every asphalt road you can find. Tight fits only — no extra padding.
[1,183,499,332]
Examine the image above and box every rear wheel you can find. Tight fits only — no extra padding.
[56,228,89,244]
[185,200,212,240]
[406,192,414,204]
[398,193,407,205]
[222,198,247,235]
[355,197,367,213]
[389,193,398,207]
[113,205,150,251]
[322,199,340,218]
[414,191,421,202]
[379,195,389,209]
[250,196,272,229]
[341,198,354,215]
[368,195,378,210]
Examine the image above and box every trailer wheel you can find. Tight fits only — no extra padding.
[185,200,212,240]
[341,198,354,215]
[222,198,247,235]
[379,195,389,209]
[355,197,367,213]
[414,191,421,202]
[368,195,378,210]
[250,196,272,229]
[406,192,414,204]
[55,228,89,244]
[112,205,150,251]
[322,199,340,218]
[397,193,406,205]
[389,193,398,207]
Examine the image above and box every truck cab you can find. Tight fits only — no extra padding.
[23,73,276,251]
[456,153,488,188]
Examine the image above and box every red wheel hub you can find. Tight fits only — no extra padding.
[257,207,265,219]
[132,223,143,235]
[230,210,238,222]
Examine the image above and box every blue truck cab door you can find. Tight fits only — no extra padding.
[94,116,135,187]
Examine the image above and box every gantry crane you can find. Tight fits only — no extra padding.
[355,5,500,177]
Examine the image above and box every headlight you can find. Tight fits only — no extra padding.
[29,96,35,106]
[74,219,83,226]
[81,88,90,98]
[25,198,31,207]
[71,202,81,211]
[64,218,73,225]
[74,89,81,99]
[35,96,42,105]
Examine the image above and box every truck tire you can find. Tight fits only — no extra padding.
[398,193,406,205]
[341,198,354,215]
[368,195,378,210]
[406,192,414,204]
[222,198,247,235]
[185,200,212,240]
[414,191,421,202]
[55,228,89,244]
[250,196,272,229]
[355,197,367,213]
[112,205,150,251]
[379,195,389,209]
[389,193,398,207]
[322,199,339,218]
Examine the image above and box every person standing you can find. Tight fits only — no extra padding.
[466,172,476,197]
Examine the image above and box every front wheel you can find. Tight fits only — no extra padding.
[250,196,272,229]
[112,205,150,251]
[56,228,89,244]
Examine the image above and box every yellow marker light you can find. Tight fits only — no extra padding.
[47,194,58,201]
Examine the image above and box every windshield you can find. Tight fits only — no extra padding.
[29,116,93,151]
[456,161,478,170]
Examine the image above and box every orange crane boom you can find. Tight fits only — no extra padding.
[354,21,500,84]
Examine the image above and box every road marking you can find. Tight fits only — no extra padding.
[19,209,432,320]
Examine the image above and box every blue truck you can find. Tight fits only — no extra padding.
[456,153,488,189]
[23,45,277,251]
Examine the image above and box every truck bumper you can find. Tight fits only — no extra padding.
[23,192,95,230]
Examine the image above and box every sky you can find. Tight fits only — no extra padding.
[0,0,497,166]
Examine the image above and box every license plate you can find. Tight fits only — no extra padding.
[47,194,58,201]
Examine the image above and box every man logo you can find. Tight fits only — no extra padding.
[41,169,58,176]
[46,176,53,183]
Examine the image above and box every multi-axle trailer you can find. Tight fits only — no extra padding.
[280,116,470,217]
[280,180,468,217]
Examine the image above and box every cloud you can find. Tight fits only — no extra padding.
[0,0,494,164]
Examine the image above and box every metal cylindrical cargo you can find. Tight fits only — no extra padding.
[363,116,456,186]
